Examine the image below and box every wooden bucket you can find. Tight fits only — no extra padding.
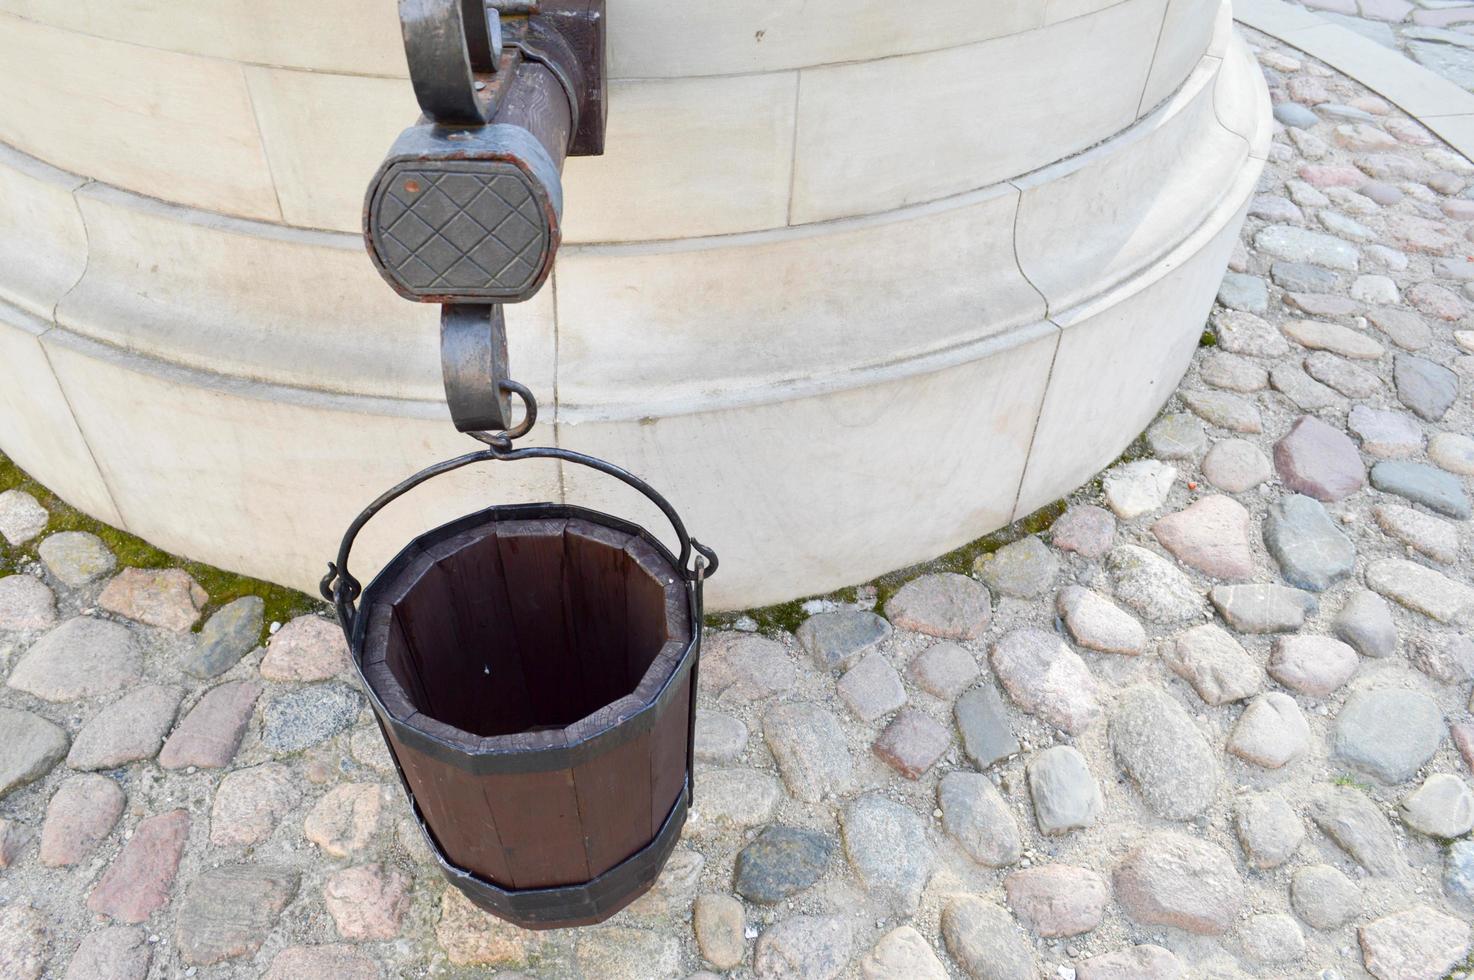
[322,446,715,929]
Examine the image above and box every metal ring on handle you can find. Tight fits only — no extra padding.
[319,410,718,631]
[467,378,537,447]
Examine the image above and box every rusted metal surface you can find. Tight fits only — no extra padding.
[506,0,606,157]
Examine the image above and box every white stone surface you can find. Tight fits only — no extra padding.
[0,7,1264,610]
[1014,56,1246,313]
[39,331,560,599]
[606,0,1045,79]
[0,308,123,527]
[558,325,1062,608]
[241,69,804,240]
[53,184,554,402]
[0,0,1224,231]
[1015,194,1255,519]
[554,185,1040,410]
[790,0,1167,223]
[0,14,280,220]
[0,0,407,77]
[562,74,799,242]
[0,145,87,320]
[1143,0,1222,112]
[243,69,420,233]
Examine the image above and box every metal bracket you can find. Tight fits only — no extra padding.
[398,0,604,150]
[377,0,604,442]
[441,304,513,432]
[400,0,504,124]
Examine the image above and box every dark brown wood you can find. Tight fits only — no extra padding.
[361,514,691,893]
[394,558,473,727]
[393,731,516,885]
[428,525,536,735]
[647,660,691,837]
[562,520,631,710]
[483,767,589,888]
[496,519,583,724]
[624,538,673,685]
[571,709,651,874]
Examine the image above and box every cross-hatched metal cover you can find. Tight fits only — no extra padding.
[368,159,554,301]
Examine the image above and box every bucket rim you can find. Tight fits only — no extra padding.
[348,500,701,775]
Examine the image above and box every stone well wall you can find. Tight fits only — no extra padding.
[0,0,1269,609]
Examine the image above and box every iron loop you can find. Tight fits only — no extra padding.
[467,378,537,448]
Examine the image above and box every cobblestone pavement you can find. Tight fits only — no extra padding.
[1291,0,1474,91]
[3,28,1474,980]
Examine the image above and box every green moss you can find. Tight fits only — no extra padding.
[1332,773,1373,793]
[1199,327,1217,347]
[0,451,321,642]
[707,498,1069,637]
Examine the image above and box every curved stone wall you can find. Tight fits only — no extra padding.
[0,0,1268,609]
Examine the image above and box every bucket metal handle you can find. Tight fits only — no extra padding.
[319,382,717,631]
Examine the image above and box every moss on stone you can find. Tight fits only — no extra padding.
[708,498,1069,635]
[0,451,321,642]
[1332,773,1373,794]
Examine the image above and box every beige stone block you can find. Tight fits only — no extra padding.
[0,146,87,319]
[0,15,279,220]
[1214,31,1275,156]
[1140,0,1221,112]
[55,185,555,402]
[1206,0,1233,59]
[0,0,406,76]
[1046,0,1131,24]
[790,0,1166,223]
[556,322,1060,610]
[1014,194,1254,519]
[554,184,1041,409]
[1014,58,1246,314]
[609,0,1045,79]
[242,69,800,241]
[245,68,420,233]
[0,307,122,526]
[562,74,797,242]
[38,331,560,595]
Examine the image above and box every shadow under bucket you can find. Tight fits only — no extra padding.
[322,442,715,929]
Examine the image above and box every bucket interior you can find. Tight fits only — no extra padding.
[369,515,686,738]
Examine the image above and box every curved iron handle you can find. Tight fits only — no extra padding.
[400,0,500,124]
[320,441,718,631]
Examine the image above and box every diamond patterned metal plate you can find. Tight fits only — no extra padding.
[369,160,551,299]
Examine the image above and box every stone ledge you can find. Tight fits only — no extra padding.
[0,0,1222,237]
[0,26,1263,414]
